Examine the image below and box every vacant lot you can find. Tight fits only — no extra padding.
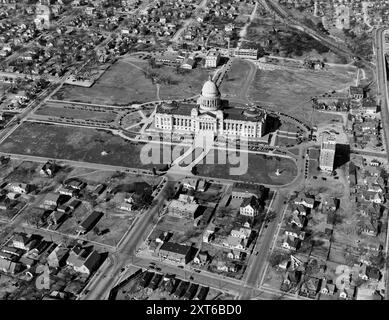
[0,122,178,169]
[52,60,157,106]
[248,68,355,124]
[35,104,118,122]
[196,150,298,185]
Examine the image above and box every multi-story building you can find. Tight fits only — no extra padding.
[205,49,220,68]
[319,134,336,173]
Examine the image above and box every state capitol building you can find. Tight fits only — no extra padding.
[152,76,268,141]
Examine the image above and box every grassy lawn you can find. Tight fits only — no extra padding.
[196,149,298,185]
[52,60,158,106]
[153,65,210,101]
[35,104,118,122]
[248,68,355,124]
[0,122,178,169]
[220,59,251,97]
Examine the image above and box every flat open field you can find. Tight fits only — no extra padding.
[220,59,251,97]
[196,149,298,185]
[34,103,118,122]
[248,68,355,124]
[0,122,179,169]
[52,60,158,106]
[52,58,211,106]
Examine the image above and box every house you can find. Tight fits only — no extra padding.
[321,197,339,211]
[119,203,133,212]
[48,211,66,227]
[349,86,364,100]
[92,184,106,196]
[360,219,379,236]
[282,236,300,251]
[47,245,69,268]
[230,227,252,239]
[8,182,31,194]
[339,286,355,300]
[239,196,260,217]
[58,186,78,197]
[294,195,315,209]
[39,161,58,177]
[78,211,104,235]
[202,226,215,243]
[222,236,247,250]
[193,251,209,265]
[66,245,101,275]
[158,242,192,264]
[285,225,305,240]
[42,192,61,207]
[68,199,81,211]
[182,178,198,191]
[320,278,336,295]
[1,246,23,258]
[216,261,236,272]
[280,270,301,292]
[232,183,265,200]
[12,232,30,250]
[359,264,381,281]
[194,286,209,300]
[299,277,321,298]
[227,250,242,260]
[289,213,306,228]
[197,179,208,192]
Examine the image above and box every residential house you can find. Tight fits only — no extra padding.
[239,196,260,217]
[227,250,243,260]
[216,261,236,272]
[193,251,209,265]
[294,195,315,209]
[39,161,58,177]
[230,227,251,239]
[320,278,336,296]
[359,264,381,281]
[8,182,31,194]
[282,236,300,251]
[231,183,265,200]
[280,270,301,292]
[299,277,321,298]
[12,233,30,250]
[223,235,247,250]
[42,192,61,208]
[285,225,305,240]
[58,186,78,197]
[181,178,198,191]
[339,286,355,300]
[66,245,101,275]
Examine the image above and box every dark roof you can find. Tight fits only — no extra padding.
[159,242,192,256]
[240,195,260,209]
[232,182,265,195]
[83,250,100,272]
[79,211,103,231]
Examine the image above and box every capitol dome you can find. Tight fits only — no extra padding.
[198,76,221,111]
[201,76,220,98]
